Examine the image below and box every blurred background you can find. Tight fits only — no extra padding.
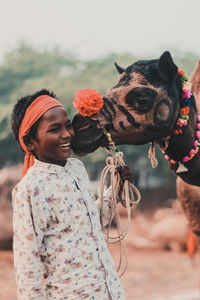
[0,0,200,299]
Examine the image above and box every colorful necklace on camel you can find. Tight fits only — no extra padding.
[163,69,200,169]
[164,114,200,165]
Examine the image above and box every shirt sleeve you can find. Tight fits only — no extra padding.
[12,182,49,300]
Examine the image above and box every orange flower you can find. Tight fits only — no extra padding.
[180,107,189,115]
[173,129,182,135]
[178,69,185,76]
[73,89,103,117]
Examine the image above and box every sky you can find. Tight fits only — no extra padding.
[0,0,200,61]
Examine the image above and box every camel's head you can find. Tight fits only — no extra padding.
[72,51,181,156]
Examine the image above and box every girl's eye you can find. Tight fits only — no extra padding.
[66,123,72,129]
[50,128,59,132]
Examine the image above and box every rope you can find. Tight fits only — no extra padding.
[99,150,141,276]
[148,142,158,168]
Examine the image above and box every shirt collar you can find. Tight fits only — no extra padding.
[33,158,72,174]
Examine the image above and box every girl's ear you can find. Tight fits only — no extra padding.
[22,134,36,152]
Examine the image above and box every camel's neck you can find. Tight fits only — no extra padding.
[163,90,200,186]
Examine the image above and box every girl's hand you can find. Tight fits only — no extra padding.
[116,165,133,183]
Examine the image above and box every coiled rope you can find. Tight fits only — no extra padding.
[98,129,141,276]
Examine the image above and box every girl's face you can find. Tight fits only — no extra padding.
[30,106,74,166]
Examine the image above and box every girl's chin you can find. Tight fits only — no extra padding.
[50,154,71,166]
[58,147,71,155]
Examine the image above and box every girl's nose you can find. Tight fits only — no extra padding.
[61,127,74,139]
[61,127,70,138]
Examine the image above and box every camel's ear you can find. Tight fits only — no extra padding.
[114,62,125,74]
[158,51,178,83]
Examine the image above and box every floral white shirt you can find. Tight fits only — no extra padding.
[12,158,125,300]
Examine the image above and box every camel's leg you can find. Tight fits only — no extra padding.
[176,177,200,236]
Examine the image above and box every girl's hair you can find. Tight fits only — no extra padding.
[11,89,56,143]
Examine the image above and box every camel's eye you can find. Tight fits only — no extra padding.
[125,87,157,113]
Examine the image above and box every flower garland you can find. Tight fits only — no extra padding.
[173,69,192,135]
[73,89,103,117]
[164,114,200,165]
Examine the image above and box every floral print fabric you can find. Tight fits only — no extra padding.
[12,158,125,300]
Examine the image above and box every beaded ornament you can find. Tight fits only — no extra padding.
[164,114,200,165]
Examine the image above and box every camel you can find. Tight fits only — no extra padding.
[72,51,200,238]
[191,60,200,112]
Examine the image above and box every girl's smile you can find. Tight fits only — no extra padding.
[29,106,74,166]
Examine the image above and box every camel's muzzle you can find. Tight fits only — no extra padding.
[72,114,108,155]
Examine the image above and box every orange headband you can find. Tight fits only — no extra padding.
[19,95,63,177]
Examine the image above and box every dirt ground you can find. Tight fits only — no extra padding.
[0,247,199,300]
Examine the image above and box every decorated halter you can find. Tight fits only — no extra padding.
[73,89,141,276]
[163,70,200,167]
[73,76,200,172]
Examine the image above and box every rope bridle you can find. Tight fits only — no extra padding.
[99,127,141,276]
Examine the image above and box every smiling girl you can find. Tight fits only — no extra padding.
[11,90,132,300]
